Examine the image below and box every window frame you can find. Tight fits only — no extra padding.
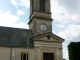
[21,52,28,60]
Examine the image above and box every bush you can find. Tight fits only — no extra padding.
[68,42,80,60]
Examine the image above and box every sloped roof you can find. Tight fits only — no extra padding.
[0,26,34,48]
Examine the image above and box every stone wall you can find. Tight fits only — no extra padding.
[0,47,34,60]
[0,47,11,60]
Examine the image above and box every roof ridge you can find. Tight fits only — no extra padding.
[0,26,30,30]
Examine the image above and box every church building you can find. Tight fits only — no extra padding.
[0,0,64,60]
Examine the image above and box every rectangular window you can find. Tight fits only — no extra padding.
[39,0,45,12]
[43,53,54,60]
[21,53,28,60]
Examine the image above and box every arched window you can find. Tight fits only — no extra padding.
[21,53,28,60]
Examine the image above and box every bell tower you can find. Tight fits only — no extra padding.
[29,1,64,60]
[28,0,53,36]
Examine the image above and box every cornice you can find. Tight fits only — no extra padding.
[31,32,65,42]
[28,16,53,24]
[29,11,52,18]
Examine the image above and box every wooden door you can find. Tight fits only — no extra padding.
[43,53,54,60]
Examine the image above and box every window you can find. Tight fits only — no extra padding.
[47,36,50,40]
[43,53,54,60]
[39,0,45,12]
[21,53,28,60]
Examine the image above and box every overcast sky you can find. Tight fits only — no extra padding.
[0,0,80,60]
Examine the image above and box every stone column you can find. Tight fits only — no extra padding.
[45,0,51,13]
[56,48,59,60]
[34,0,39,11]
[59,48,63,60]
[39,47,42,60]
[34,47,39,60]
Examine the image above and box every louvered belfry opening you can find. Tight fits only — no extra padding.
[43,53,54,60]
[39,0,45,12]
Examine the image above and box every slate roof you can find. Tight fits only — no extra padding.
[0,26,34,48]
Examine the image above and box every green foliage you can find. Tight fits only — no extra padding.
[68,42,80,60]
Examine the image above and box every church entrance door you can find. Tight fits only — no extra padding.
[43,53,54,60]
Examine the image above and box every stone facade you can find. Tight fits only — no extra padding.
[0,32,64,60]
[0,0,64,60]
[29,0,53,36]
[30,0,51,16]
[0,47,10,60]
[31,32,64,60]
[0,47,34,60]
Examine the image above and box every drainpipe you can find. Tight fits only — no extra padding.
[10,47,12,60]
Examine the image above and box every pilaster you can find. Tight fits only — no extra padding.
[59,48,63,60]
[11,48,16,60]
[55,48,59,60]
